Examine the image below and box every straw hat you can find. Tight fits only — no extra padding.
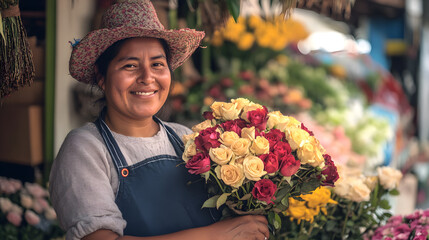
[69,0,205,83]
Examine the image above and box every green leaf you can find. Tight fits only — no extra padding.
[226,0,240,22]
[389,188,400,196]
[379,199,391,210]
[0,15,5,44]
[202,195,220,208]
[281,196,289,208]
[217,192,231,209]
[240,193,252,201]
[301,179,320,193]
[268,212,282,230]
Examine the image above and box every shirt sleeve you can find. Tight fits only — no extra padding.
[49,126,126,240]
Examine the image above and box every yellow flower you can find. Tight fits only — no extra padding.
[240,103,264,122]
[220,131,240,147]
[243,155,267,181]
[250,136,270,155]
[182,141,197,162]
[285,127,310,151]
[215,164,245,188]
[377,166,402,190]
[237,32,255,50]
[297,138,325,167]
[230,138,252,157]
[210,101,225,119]
[209,145,234,165]
[248,15,262,28]
[182,132,199,145]
[191,119,213,132]
[220,102,241,121]
[241,127,256,141]
[231,98,251,111]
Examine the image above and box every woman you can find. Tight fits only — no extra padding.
[49,0,270,240]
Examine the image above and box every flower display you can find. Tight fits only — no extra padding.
[182,98,339,233]
[0,177,64,240]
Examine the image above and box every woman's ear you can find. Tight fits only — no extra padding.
[94,66,105,91]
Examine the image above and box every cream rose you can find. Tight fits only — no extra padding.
[220,102,240,121]
[20,194,33,209]
[210,101,225,119]
[182,132,199,145]
[250,136,269,155]
[241,127,256,141]
[182,141,197,162]
[364,176,378,191]
[243,156,267,181]
[0,197,13,213]
[347,179,371,202]
[231,98,251,112]
[220,131,240,147]
[215,164,245,188]
[230,138,251,157]
[209,145,234,165]
[240,104,264,122]
[267,111,284,129]
[276,116,301,132]
[191,119,213,132]
[377,167,402,189]
[285,127,310,151]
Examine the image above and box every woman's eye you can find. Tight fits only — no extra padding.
[153,62,165,67]
[123,64,137,69]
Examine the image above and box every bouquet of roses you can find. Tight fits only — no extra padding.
[181,98,339,233]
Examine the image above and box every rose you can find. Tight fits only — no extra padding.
[203,111,215,120]
[230,138,252,157]
[296,141,315,164]
[45,206,57,221]
[6,211,22,227]
[222,119,246,135]
[185,152,211,174]
[241,127,256,141]
[0,197,13,213]
[321,154,339,187]
[194,126,221,152]
[264,129,285,148]
[252,179,277,204]
[209,146,234,165]
[192,119,213,132]
[25,182,48,198]
[182,141,197,162]
[259,153,279,173]
[20,193,33,209]
[271,141,291,158]
[279,154,301,176]
[250,136,269,155]
[182,132,199,146]
[266,111,285,129]
[246,107,268,131]
[220,102,240,120]
[24,210,40,226]
[377,166,403,189]
[231,98,251,111]
[210,101,223,119]
[300,123,314,136]
[285,127,310,151]
[220,131,240,147]
[243,155,267,181]
[348,179,371,202]
[215,164,245,188]
[240,103,264,122]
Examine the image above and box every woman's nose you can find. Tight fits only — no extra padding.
[136,66,155,84]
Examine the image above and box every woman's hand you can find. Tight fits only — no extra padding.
[206,215,269,240]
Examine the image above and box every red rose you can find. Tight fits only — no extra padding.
[264,129,286,148]
[194,126,221,152]
[185,152,211,174]
[203,111,215,120]
[221,119,247,135]
[259,153,279,174]
[252,179,277,204]
[271,141,292,158]
[301,123,314,136]
[321,154,339,187]
[279,154,300,177]
[247,107,268,131]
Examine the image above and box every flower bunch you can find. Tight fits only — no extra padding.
[368,209,429,240]
[182,98,339,233]
[0,177,64,240]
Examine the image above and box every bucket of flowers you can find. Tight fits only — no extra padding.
[181,98,339,237]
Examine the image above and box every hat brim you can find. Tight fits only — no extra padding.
[69,27,205,83]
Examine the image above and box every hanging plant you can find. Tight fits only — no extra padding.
[0,0,35,99]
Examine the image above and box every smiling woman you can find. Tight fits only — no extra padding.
[48,0,270,240]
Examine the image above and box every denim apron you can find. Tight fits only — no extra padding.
[94,112,218,237]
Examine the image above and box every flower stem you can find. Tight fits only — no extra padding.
[209,170,225,193]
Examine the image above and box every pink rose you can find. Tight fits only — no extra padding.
[203,111,215,120]
[221,119,247,136]
[264,129,285,148]
[24,210,40,226]
[259,153,279,174]
[7,211,22,226]
[252,179,277,204]
[194,126,221,152]
[279,154,300,177]
[321,154,339,187]
[185,152,211,174]
[247,107,268,131]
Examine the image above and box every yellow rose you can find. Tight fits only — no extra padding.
[297,141,325,168]
[276,116,301,132]
[231,98,251,112]
[348,179,371,202]
[230,138,251,157]
[210,101,225,119]
[182,132,199,145]
[220,131,240,147]
[220,102,240,121]
[364,176,378,191]
[267,111,284,129]
[285,127,310,151]
[377,167,402,190]
[209,146,234,165]
[191,119,213,133]
[241,127,256,141]
[250,136,269,155]
[182,141,197,162]
[215,164,245,188]
[243,155,267,181]
[240,103,264,122]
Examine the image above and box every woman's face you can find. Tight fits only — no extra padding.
[99,37,171,121]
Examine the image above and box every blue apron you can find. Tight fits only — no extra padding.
[94,112,219,237]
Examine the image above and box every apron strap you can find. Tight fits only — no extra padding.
[94,108,128,169]
[153,117,184,157]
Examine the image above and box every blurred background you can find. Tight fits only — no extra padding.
[1,0,428,219]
